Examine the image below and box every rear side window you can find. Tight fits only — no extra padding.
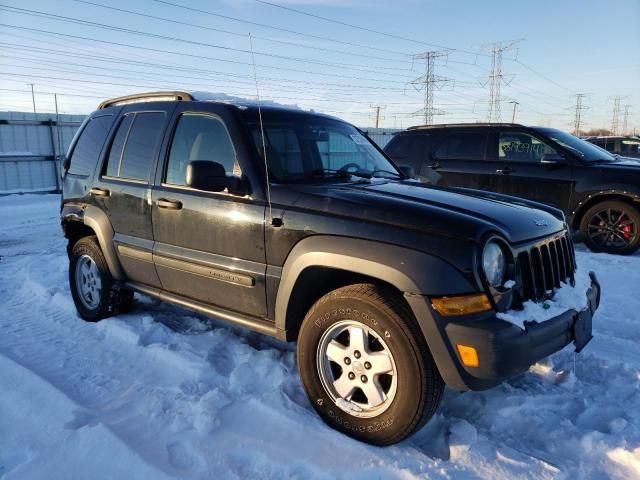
[435,131,487,160]
[105,115,134,178]
[68,115,112,176]
[103,112,165,182]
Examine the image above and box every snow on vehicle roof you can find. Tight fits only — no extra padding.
[189,91,301,111]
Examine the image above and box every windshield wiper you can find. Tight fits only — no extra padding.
[309,168,372,179]
[371,169,401,179]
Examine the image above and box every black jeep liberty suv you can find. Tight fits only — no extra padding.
[61,92,600,445]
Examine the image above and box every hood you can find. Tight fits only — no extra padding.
[281,180,566,245]
[596,157,640,168]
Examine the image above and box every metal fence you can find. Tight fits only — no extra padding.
[0,112,85,194]
[0,112,400,194]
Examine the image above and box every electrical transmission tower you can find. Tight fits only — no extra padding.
[611,96,622,135]
[482,40,519,123]
[408,50,452,125]
[623,105,631,135]
[572,93,588,136]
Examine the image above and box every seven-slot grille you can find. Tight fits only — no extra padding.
[516,232,576,303]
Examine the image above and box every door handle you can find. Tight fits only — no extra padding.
[496,167,513,175]
[428,162,441,170]
[157,198,183,210]
[90,187,110,197]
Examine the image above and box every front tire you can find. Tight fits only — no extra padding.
[297,283,444,445]
[69,236,132,321]
[580,200,640,255]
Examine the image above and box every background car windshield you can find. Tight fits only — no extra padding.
[534,127,616,162]
[249,115,400,182]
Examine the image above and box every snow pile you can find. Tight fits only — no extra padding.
[498,268,592,329]
[0,194,639,480]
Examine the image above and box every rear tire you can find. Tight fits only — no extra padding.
[297,283,444,445]
[69,236,132,321]
[580,200,640,255]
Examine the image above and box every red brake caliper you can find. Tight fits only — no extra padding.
[620,215,632,240]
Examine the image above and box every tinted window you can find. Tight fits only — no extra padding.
[166,114,238,186]
[252,127,304,177]
[68,115,112,176]
[385,134,430,172]
[498,131,557,162]
[435,131,487,160]
[119,112,165,181]
[104,114,134,177]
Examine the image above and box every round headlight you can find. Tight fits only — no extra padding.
[482,241,506,288]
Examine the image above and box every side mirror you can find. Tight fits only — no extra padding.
[540,153,566,166]
[62,155,71,171]
[186,161,241,193]
[398,165,415,179]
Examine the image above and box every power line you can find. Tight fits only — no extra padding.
[253,0,489,57]
[514,59,573,93]
[150,0,409,56]
[0,23,414,84]
[0,5,414,77]
[69,0,408,64]
[0,42,418,93]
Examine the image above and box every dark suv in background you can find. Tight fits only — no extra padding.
[584,135,640,159]
[385,124,640,254]
[61,94,600,445]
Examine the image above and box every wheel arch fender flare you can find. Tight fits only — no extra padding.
[78,205,125,280]
[274,235,476,333]
[571,189,640,230]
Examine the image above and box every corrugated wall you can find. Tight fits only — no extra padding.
[0,111,86,194]
[0,112,400,194]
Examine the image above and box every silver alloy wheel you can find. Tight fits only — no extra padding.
[75,254,102,310]
[317,320,397,418]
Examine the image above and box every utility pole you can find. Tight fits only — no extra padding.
[483,40,519,123]
[622,104,631,135]
[572,93,588,136]
[370,105,385,128]
[509,100,519,123]
[408,50,452,125]
[28,83,36,113]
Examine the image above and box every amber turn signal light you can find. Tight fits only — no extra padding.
[456,344,479,367]
[430,293,492,317]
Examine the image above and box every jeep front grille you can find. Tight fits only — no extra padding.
[516,232,576,303]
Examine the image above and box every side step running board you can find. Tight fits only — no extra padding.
[125,281,285,339]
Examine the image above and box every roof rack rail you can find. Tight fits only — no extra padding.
[406,122,524,130]
[98,91,194,109]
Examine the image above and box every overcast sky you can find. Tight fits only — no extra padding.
[0,0,638,131]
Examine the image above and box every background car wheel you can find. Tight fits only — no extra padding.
[69,236,131,321]
[580,200,640,255]
[297,283,444,445]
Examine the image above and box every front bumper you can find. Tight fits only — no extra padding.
[405,272,600,391]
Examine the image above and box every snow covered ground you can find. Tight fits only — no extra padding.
[1,194,639,480]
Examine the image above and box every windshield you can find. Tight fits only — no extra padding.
[246,111,400,183]
[533,127,616,162]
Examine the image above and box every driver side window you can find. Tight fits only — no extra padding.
[165,113,240,186]
[498,131,557,163]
